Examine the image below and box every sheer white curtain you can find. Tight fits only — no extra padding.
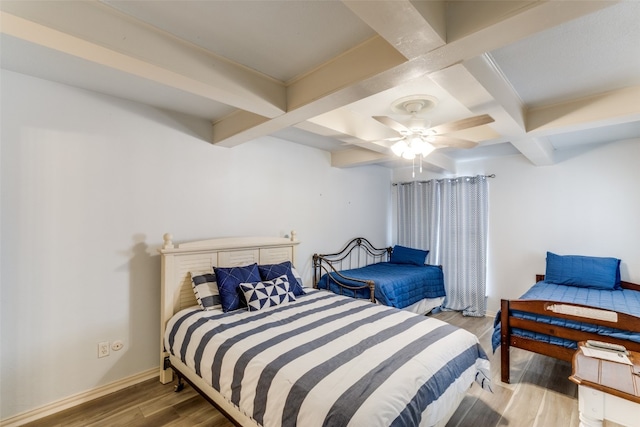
[396,175,489,316]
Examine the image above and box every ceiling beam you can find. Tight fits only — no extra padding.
[526,85,640,136]
[459,54,526,136]
[342,0,446,59]
[281,1,618,167]
[3,0,625,170]
[0,3,287,118]
[510,137,556,166]
[331,148,391,168]
[218,0,603,153]
[213,36,407,147]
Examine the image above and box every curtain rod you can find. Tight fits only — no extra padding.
[392,174,495,186]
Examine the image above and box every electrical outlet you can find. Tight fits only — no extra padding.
[98,341,110,358]
[111,340,124,351]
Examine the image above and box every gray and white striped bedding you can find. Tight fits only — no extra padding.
[165,289,491,427]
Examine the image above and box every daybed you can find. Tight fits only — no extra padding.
[493,252,640,383]
[313,238,445,314]
[160,233,491,427]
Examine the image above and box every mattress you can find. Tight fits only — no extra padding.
[316,262,445,309]
[492,281,640,351]
[165,289,491,427]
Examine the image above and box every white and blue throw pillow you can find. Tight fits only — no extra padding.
[239,274,296,312]
[190,272,221,311]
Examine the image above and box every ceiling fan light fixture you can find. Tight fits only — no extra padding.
[391,140,409,157]
[410,136,423,150]
[382,94,490,170]
[391,136,435,161]
[402,150,416,160]
[420,141,436,157]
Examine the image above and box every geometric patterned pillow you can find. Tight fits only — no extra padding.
[258,261,304,296]
[190,272,221,311]
[239,274,296,312]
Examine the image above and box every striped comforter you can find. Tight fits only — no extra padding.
[165,289,491,427]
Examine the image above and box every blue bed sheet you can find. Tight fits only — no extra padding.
[316,262,445,309]
[492,281,640,352]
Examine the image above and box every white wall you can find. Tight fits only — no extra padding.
[393,140,640,314]
[0,70,392,420]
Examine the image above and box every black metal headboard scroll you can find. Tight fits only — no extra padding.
[312,237,392,302]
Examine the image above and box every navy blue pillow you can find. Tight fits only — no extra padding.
[390,245,428,266]
[214,263,261,312]
[545,252,621,290]
[258,261,304,296]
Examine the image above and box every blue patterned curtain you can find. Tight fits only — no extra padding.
[396,175,488,316]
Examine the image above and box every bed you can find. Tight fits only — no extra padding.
[160,233,491,427]
[493,252,640,383]
[313,238,445,314]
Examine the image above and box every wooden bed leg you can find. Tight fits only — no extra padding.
[160,354,174,384]
[500,299,511,384]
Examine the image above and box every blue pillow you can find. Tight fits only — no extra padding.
[258,261,304,296]
[545,252,621,290]
[390,245,428,266]
[214,263,261,312]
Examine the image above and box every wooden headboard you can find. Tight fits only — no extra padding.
[158,232,299,383]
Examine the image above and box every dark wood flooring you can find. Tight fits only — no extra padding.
[24,311,616,427]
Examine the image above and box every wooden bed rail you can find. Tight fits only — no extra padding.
[500,275,640,384]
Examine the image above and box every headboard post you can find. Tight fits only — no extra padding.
[162,233,174,249]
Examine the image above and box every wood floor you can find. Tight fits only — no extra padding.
[23,311,615,427]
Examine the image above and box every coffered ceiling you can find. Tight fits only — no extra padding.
[2,1,639,173]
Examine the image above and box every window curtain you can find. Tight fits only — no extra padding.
[396,175,489,316]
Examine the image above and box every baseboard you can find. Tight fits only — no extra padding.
[0,367,159,427]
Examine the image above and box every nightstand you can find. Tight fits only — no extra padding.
[569,342,640,427]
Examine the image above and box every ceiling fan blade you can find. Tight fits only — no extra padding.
[428,114,494,135]
[373,116,409,133]
[430,135,478,149]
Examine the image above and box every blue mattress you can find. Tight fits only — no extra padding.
[316,262,445,309]
[492,281,640,352]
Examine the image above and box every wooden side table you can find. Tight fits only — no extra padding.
[569,342,640,427]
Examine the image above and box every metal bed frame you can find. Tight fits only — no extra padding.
[312,237,392,303]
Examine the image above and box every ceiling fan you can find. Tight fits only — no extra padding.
[373,95,494,160]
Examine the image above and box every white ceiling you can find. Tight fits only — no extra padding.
[2,1,639,173]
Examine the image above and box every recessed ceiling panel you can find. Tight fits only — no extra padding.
[489,2,640,108]
[102,0,376,82]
